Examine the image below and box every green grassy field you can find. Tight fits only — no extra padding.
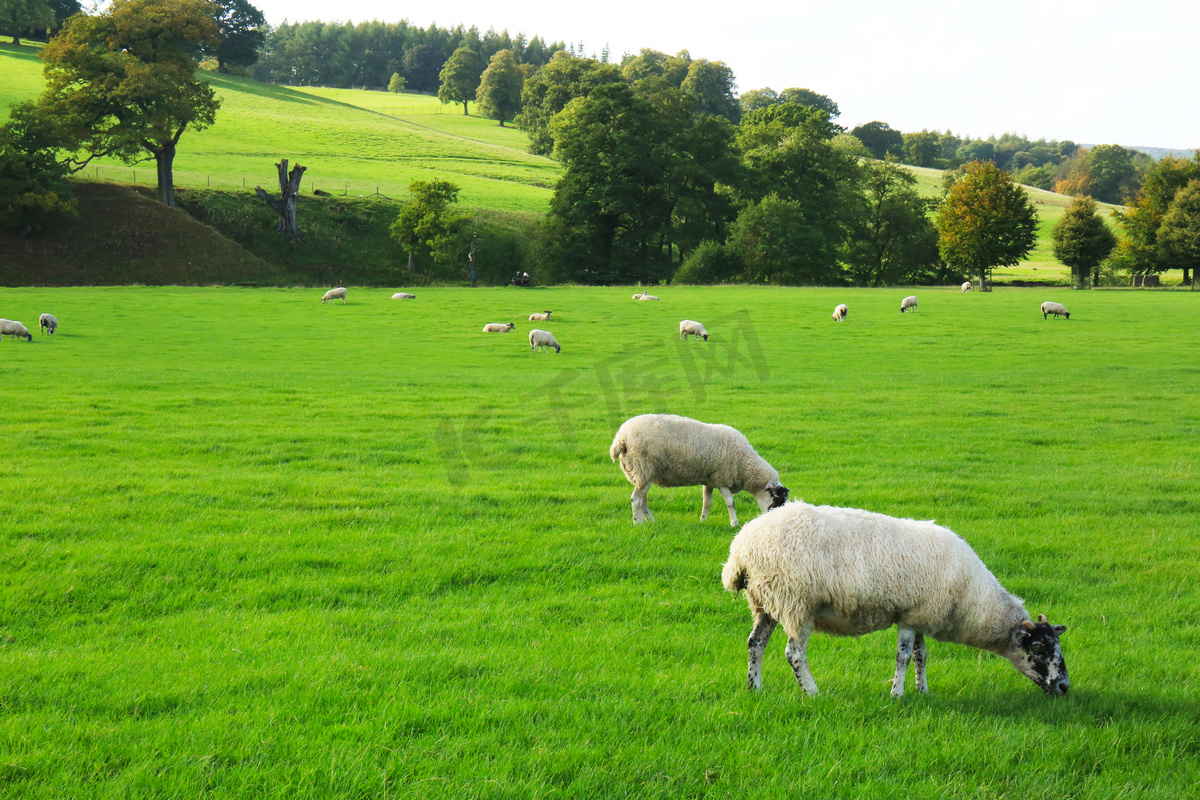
[2,285,1198,798]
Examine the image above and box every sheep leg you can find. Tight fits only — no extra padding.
[701,486,713,521]
[719,487,738,527]
[913,632,928,693]
[891,625,919,697]
[746,610,777,691]
[631,484,654,523]
[784,626,819,695]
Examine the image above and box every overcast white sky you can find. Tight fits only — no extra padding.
[251,0,1198,150]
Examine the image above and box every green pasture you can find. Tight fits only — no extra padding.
[1,285,1198,798]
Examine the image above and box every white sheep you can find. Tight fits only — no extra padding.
[679,320,708,341]
[632,293,643,300]
[722,501,1070,697]
[638,294,660,301]
[391,292,416,300]
[39,313,58,334]
[831,304,847,322]
[962,281,973,293]
[0,319,33,342]
[529,310,552,322]
[900,295,918,313]
[321,287,348,304]
[1041,301,1069,319]
[482,322,516,333]
[529,328,560,353]
[609,414,789,526]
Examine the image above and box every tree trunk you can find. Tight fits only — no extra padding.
[407,251,416,272]
[155,141,176,207]
[462,101,469,115]
[255,159,305,241]
[978,271,987,292]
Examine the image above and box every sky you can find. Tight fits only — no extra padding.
[251,0,1199,150]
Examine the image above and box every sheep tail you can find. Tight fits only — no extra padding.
[609,434,626,463]
[721,557,748,595]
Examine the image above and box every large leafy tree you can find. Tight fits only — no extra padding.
[680,58,739,123]
[936,160,1037,290]
[437,47,482,115]
[620,48,690,87]
[208,0,265,73]
[1052,196,1116,288]
[851,120,903,160]
[401,43,444,92]
[1157,179,1200,286]
[1056,144,1141,204]
[35,0,221,208]
[0,101,76,237]
[516,51,621,155]
[389,179,469,275]
[3,0,52,45]
[1112,153,1200,278]
[728,193,842,285]
[476,49,524,126]
[846,159,941,286]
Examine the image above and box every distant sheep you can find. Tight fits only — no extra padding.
[831,304,847,322]
[634,293,659,301]
[679,320,708,341]
[1041,301,1069,319]
[321,287,347,304]
[529,329,560,353]
[722,501,1070,697]
[39,313,58,334]
[529,311,552,322]
[962,282,973,293]
[0,319,32,342]
[482,323,516,333]
[900,295,918,313]
[609,414,788,526]
[392,292,416,300]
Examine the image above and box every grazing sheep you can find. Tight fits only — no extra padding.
[392,292,416,300]
[529,329,560,353]
[831,304,848,322]
[529,310,553,322]
[39,313,58,334]
[321,287,348,304]
[482,323,516,333]
[722,501,1069,697]
[900,295,919,313]
[0,319,33,342]
[609,414,789,526]
[962,282,973,293]
[679,320,708,341]
[632,293,644,300]
[638,294,660,301]
[1041,301,1069,319]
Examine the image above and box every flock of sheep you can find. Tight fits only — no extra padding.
[0,313,57,341]
[829,294,1071,320]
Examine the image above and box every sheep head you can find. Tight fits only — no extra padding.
[1005,614,1069,695]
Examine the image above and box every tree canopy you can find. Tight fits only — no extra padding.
[1157,179,1200,286]
[34,0,221,207]
[1052,196,1116,288]
[2,0,53,46]
[207,0,265,74]
[851,121,903,160]
[936,161,1038,290]
[389,179,469,276]
[476,49,524,126]
[438,47,483,115]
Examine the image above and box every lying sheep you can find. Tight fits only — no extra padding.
[831,304,847,322]
[39,313,58,334]
[529,310,552,322]
[321,287,347,304]
[722,501,1069,697]
[900,295,918,313]
[610,414,788,526]
[1041,301,1069,319]
[962,282,973,293]
[482,322,516,333]
[0,319,33,342]
[529,329,560,353]
[638,294,660,301]
[679,320,708,341]
[392,292,416,300]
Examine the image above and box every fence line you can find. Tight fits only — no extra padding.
[80,165,407,202]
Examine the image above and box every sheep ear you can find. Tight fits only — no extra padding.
[1051,624,1066,635]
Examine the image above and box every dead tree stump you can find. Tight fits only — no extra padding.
[256,160,306,241]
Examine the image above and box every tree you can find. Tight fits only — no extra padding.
[1056,144,1141,204]
[851,121,903,160]
[680,59,739,123]
[1112,153,1200,279]
[902,130,940,168]
[401,43,443,92]
[208,0,265,74]
[777,87,839,119]
[389,179,469,275]
[936,161,1038,290]
[476,49,524,126]
[516,51,621,155]
[437,46,482,115]
[728,194,843,284]
[35,0,221,208]
[846,159,941,286]
[1052,196,1116,288]
[2,0,52,46]
[620,48,690,87]
[387,72,406,93]
[1157,179,1200,286]
[0,101,77,239]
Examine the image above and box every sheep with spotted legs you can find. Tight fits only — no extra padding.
[679,320,708,340]
[722,501,1069,697]
[1041,301,1069,319]
[39,313,58,334]
[321,287,347,304]
[0,319,33,341]
[900,295,918,313]
[529,329,560,353]
[609,414,788,526]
